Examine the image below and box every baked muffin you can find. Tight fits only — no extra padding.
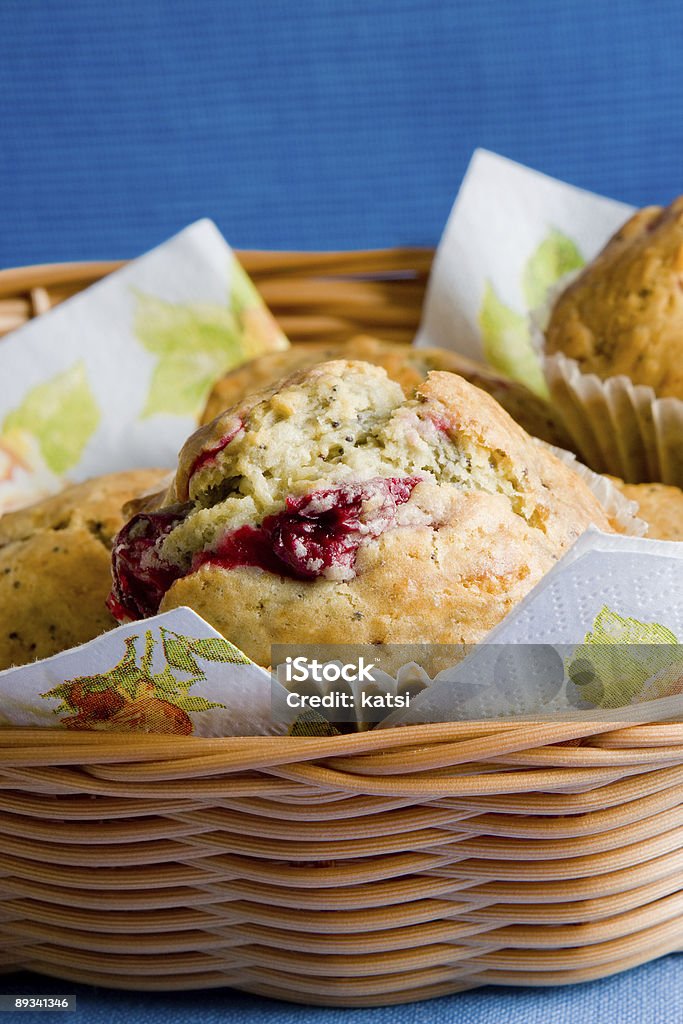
[202,335,575,451]
[611,480,683,541]
[545,198,683,398]
[0,468,169,669]
[109,361,613,665]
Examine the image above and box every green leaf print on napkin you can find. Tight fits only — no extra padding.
[521,229,584,311]
[478,228,584,399]
[566,606,681,708]
[478,282,549,398]
[135,263,287,420]
[40,627,245,734]
[2,362,99,475]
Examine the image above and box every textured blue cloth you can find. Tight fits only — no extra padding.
[2,2,682,1021]
[1,0,683,266]
[7,957,683,1024]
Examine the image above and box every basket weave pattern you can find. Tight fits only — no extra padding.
[0,252,682,1007]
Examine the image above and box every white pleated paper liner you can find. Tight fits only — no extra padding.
[531,283,683,487]
[543,351,683,486]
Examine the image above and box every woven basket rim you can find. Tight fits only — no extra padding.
[0,247,435,296]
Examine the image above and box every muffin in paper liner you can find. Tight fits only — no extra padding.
[109,357,642,668]
[542,350,683,485]
[532,283,683,487]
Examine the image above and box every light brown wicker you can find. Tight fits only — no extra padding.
[0,251,682,1007]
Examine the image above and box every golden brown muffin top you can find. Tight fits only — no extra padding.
[0,468,169,548]
[611,479,683,542]
[545,198,683,398]
[0,468,169,670]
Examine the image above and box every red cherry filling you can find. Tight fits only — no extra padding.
[188,419,244,481]
[194,476,421,580]
[108,477,421,622]
[107,506,190,621]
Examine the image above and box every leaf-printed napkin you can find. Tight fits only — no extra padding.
[0,220,288,515]
[382,530,683,728]
[0,608,286,737]
[415,149,633,396]
[566,607,681,708]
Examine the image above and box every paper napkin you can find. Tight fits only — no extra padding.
[0,220,287,515]
[415,149,634,396]
[0,607,284,737]
[383,529,683,727]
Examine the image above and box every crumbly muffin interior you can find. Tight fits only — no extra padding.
[163,362,531,569]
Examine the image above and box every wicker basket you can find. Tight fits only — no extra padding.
[1,251,682,1008]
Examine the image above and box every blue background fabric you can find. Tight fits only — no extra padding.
[2,1,683,1021]
[1,0,683,266]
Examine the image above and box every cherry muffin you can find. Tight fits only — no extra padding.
[109,361,613,665]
